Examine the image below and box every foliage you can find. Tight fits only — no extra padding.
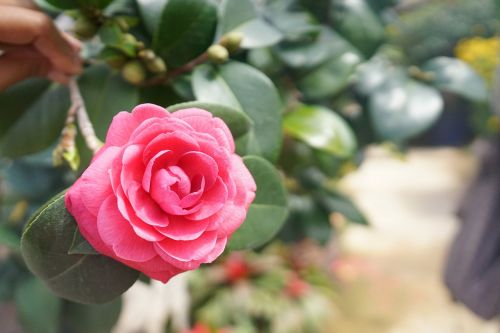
[0,0,494,331]
[387,0,497,63]
[188,243,336,333]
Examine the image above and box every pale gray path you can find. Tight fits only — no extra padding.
[332,147,498,333]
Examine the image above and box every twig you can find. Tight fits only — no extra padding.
[140,52,209,87]
[68,78,103,154]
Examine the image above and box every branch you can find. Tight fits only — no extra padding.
[68,78,103,154]
[140,52,209,87]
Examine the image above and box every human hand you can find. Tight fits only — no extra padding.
[0,0,82,91]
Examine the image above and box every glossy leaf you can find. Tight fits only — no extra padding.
[68,230,99,255]
[63,298,122,333]
[21,192,140,304]
[422,57,488,102]
[330,0,384,56]
[298,51,362,99]
[136,0,168,35]
[98,23,136,57]
[315,188,368,225]
[0,84,69,158]
[270,12,321,41]
[192,61,283,162]
[369,74,444,141]
[274,27,357,69]
[0,78,50,138]
[285,194,331,244]
[15,277,62,333]
[154,0,217,67]
[218,0,283,48]
[284,105,357,158]
[167,101,252,139]
[354,56,392,95]
[228,156,288,250]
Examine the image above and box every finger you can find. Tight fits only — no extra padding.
[0,7,82,75]
[62,32,82,53]
[0,49,52,91]
[0,0,38,10]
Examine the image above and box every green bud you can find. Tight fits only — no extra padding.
[122,61,146,85]
[139,49,156,60]
[207,45,229,64]
[115,17,129,31]
[100,47,127,70]
[145,57,167,74]
[74,15,98,40]
[220,32,244,53]
[123,33,137,45]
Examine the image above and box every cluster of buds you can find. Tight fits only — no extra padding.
[71,8,105,40]
[101,28,167,85]
[207,32,244,65]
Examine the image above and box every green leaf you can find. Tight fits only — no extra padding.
[270,12,321,41]
[192,61,283,162]
[298,51,362,99]
[167,101,252,139]
[44,0,113,9]
[0,225,20,252]
[154,0,217,67]
[0,78,50,138]
[227,156,288,250]
[274,27,356,69]
[369,73,444,141]
[68,230,99,255]
[284,194,331,244]
[284,105,357,158]
[98,23,136,57]
[15,277,62,333]
[0,84,70,158]
[315,189,368,225]
[330,0,384,57]
[63,298,122,333]
[218,0,283,48]
[78,65,139,167]
[139,84,184,108]
[136,0,168,35]
[421,57,488,102]
[21,192,139,304]
[354,56,392,95]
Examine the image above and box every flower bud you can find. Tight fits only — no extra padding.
[139,49,156,60]
[74,15,98,40]
[145,57,167,74]
[207,45,229,64]
[121,61,146,85]
[220,32,244,53]
[101,48,127,70]
[115,17,130,31]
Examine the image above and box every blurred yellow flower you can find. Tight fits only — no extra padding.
[455,37,499,83]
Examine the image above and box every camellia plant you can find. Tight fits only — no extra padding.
[0,0,492,332]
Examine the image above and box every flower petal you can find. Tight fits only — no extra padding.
[128,182,169,227]
[97,196,156,262]
[155,215,210,241]
[79,146,121,216]
[187,178,228,220]
[155,231,217,262]
[173,108,235,152]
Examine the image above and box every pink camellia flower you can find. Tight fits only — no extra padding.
[65,104,256,282]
